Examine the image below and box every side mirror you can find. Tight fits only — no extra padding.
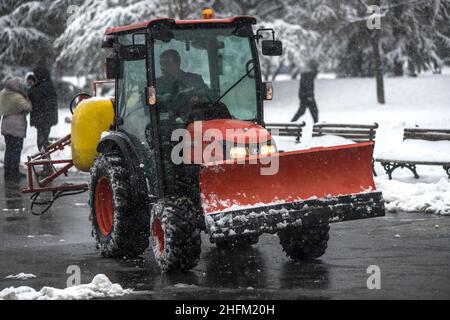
[105,57,120,79]
[262,40,283,56]
[263,82,273,100]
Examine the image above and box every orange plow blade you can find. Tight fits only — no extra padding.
[200,142,379,215]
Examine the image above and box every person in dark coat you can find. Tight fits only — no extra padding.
[28,67,58,152]
[0,78,32,182]
[291,59,319,123]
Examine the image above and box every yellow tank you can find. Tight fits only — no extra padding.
[71,97,114,172]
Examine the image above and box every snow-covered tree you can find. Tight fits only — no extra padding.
[0,0,73,85]
[256,19,321,81]
[54,0,222,77]
[382,0,450,75]
[54,0,161,77]
[322,0,450,77]
[0,1,49,82]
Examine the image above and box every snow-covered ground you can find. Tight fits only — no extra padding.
[0,73,449,214]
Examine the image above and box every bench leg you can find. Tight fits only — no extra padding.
[444,166,450,179]
[381,162,394,180]
[381,162,419,180]
[408,164,420,179]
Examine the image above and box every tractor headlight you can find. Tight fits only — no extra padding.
[229,147,248,159]
[260,144,276,156]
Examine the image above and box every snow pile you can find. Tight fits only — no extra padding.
[0,274,132,300]
[4,273,36,280]
[375,177,450,215]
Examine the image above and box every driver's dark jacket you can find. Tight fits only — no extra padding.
[156,70,208,123]
[156,71,207,100]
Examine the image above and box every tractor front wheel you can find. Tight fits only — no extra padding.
[278,224,330,261]
[150,196,201,272]
[90,152,149,258]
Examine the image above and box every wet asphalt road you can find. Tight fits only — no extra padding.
[1,169,449,300]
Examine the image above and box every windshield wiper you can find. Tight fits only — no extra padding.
[215,65,255,104]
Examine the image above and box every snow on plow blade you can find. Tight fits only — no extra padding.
[199,142,385,239]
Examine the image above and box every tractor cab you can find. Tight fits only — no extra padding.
[102,16,282,195]
[103,17,280,137]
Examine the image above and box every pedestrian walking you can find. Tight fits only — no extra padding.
[28,67,58,152]
[0,78,32,182]
[291,59,319,123]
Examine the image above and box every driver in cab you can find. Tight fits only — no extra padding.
[156,49,209,123]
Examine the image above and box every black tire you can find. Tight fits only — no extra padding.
[215,234,259,250]
[278,224,330,261]
[89,152,149,258]
[150,196,201,272]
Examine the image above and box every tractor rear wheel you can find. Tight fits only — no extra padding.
[278,224,330,261]
[150,196,201,272]
[90,152,149,258]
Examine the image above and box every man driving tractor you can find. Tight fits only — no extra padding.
[156,49,211,124]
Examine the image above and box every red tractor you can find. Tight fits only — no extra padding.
[22,15,385,272]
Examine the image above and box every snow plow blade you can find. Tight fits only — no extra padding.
[199,142,385,240]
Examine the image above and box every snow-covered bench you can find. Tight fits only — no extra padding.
[376,128,450,180]
[312,122,378,143]
[313,122,378,175]
[265,121,306,143]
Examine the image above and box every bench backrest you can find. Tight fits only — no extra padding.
[265,121,306,143]
[312,123,378,143]
[404,128,450,141]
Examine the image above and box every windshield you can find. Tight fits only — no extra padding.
[154,27,258,122]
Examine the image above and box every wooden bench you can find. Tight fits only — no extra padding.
[312,123,378,143]
[376,128,450,180]
[265,121,306,143]
[313,122,379,175]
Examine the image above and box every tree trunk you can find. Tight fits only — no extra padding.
[366,0,385,104]
[371,33,385,104]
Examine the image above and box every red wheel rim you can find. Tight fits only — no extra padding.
[152,218,165,255]
[95,176,114,236]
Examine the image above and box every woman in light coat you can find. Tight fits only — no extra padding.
[0,78,32,182]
